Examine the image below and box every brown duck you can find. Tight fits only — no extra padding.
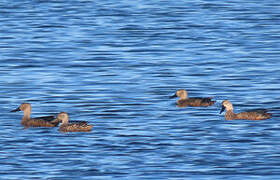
[11,103,59,127]
[170,89,215,107]
[56,112,93,132]
[220,100,272,120]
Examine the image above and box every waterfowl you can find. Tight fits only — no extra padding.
[11,103,59,127]
[170,89,215,107]
[56,112,93,132]
[220,100,272,120]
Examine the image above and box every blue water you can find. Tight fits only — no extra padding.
[1,1,280,179]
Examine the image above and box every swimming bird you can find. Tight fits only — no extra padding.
[170,89,215,107]
[56,112,93,132]
[11,103,59,127]
[220,100,272,120]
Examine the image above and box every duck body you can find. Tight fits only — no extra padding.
[56,112,93,132]
[11,103,59,128]
[220,100,272,120]
[225,111,271,120]
[178,97,215,107]
[171,89,215,107]
[59,122,93,132]
[21,116,58,127]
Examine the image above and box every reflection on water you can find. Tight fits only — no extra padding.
[1,0,280,179]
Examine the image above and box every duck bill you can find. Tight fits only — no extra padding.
[220,105,225,114]
[170,94,177,99]
[11,107,21,112]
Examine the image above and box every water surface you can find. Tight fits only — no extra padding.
[1,1,280,179]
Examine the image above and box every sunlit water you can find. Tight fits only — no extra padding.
[1,1,280,179]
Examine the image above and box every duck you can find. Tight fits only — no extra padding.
[11,103,59,127]
[220,100,272,120]
[56,112,93,132]
[170,89,215,107]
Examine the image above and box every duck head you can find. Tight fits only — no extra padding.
[220,100,233,114]
[56,112,69,124]
[11,103,31,112]
[170,89,188,99]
